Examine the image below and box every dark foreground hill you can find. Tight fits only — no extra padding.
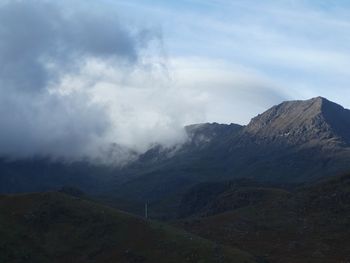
[0,192,257,263]
[178,173,350,263]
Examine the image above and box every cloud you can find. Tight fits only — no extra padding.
[0,0,142,93]
[169,57,288,124]
[5,0,345,163]
[56,57,205,154]
[1,0,243,164]
[0,0,196,162]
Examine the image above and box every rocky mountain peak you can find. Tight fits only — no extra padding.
[244,97,350,145]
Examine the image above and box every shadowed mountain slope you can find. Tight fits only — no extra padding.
[178,173,350,263]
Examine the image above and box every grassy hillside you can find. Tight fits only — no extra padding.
[178,174,350,263]
[0,192,257,263]
[177,179,293,218]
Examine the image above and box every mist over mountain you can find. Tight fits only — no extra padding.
[0,0,204,163]
[1,96,350,198]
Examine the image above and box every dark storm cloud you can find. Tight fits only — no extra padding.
[0,0,157,160]
[0,0,143,92]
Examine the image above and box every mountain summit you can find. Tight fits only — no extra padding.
[245,97,350,146]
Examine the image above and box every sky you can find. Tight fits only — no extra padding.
[0,0,350,161]
[114,0,350,122]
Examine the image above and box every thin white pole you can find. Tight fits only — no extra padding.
[145,202,148,219]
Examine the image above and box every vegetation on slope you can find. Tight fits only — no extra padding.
[0,192,256,263]
[178,174,350,263]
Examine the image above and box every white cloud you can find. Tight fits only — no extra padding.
[0,0,203,162]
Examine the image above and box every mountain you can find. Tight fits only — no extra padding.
[0,96,350,262]
[105,97,350,218]
[178,173,350,263]
[0,192,257,263]
[1,97,350,219]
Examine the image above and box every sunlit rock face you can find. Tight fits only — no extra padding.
[245,97,350,146]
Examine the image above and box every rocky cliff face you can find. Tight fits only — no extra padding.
[244,97,350,146]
